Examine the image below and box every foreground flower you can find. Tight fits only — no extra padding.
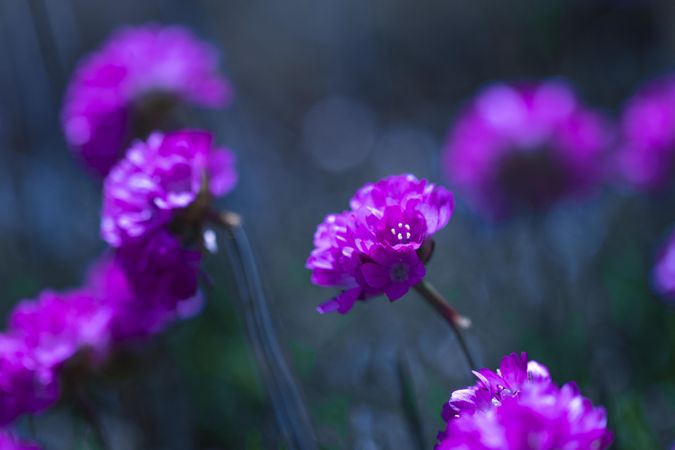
[101,130,236,247]
[62,24,233,176]
[616,76,675,190]
[0,336,59,426]
[436,352,612,450]
[307,174,453,313]
[652,230,675,304]
[444,80,610,219]
[0,430,40,450]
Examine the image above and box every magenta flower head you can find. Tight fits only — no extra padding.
[8,290,113,368]
[616,76,675,190]
[100,129,229,322]
[88,247,203,341]
[307,174,454,314]
[0,430,40,450]
[436,352,612,450]
[62,24,233,176]
[652,230,675,304]
[0,335,59,426]
[444,80,611,219]
[101,129,236,247]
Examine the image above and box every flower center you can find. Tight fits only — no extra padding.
[390,222,412,243]
[390,262,409,282]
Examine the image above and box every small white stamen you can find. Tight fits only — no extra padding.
[404,224,410,230]
[390,228,396,235]
[397,233,403,240]
[406,232,411,239]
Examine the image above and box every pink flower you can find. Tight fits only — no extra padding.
[444,80,611,219]
[307,174,453,314]
[101,130,236,248]
[0,336,59,426]
[9,290,113,368]
[62,24,233,176]
[615,76,675,190]
[436,353,612,450]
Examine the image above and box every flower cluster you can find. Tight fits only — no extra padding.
[444,80,611,219]
[616,76,675,190]
[307,174,453,314]
[62,24,232,176]
[436,353,612,449]
[101,129,236,315]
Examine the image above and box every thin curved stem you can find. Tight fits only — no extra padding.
[209,210,318,450]
[414,280,476,370]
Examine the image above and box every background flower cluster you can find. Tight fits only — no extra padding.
[0,0,673,449]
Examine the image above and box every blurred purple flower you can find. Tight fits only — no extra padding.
[101,130,236,247]
[9,290,113,369]
[444,80,611,220]
[86,254,202,341]
[62,24,233,176]
[0,336,59,426]
[307,174,453,314]
[436,352,612,450]
[652,230,675,303]
[0,430,40,450]
[616,76,675,190]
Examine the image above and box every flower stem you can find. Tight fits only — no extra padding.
[74,389,108,450]
[414,280,476,370]
[209,210,318,450]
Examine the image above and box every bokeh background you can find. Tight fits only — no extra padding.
[1,0,674,448]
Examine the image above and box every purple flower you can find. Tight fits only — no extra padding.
[652,230,675,303]
[616,76,675,190]
[436,353,612,450]
[0,336,59,426]
[9,290,113,369]
[307,174,453,314]
[0,430,40,450]
[101,130,236,248]
[444,80,611,219]
[62,24,233,176]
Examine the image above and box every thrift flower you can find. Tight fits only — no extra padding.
[444,80,610,219]
[0,336,59,426]
[616,76,675,190]
[436,353,612,450]
[101,130,236,247]
[9,290,112,368]
[62,24,232,176]
[98,238,203,339]
[307,174,453,314]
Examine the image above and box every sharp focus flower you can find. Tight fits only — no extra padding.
[0,336,59,426]
[443,80,611,219]
[0,430,40,450]
[652,230,675,304]
[101,130,236,247]
[62,24,233,176]
[436,352,612,450]
[616,76,675,190]
[9,290,113,368]
[306,174,453,314]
